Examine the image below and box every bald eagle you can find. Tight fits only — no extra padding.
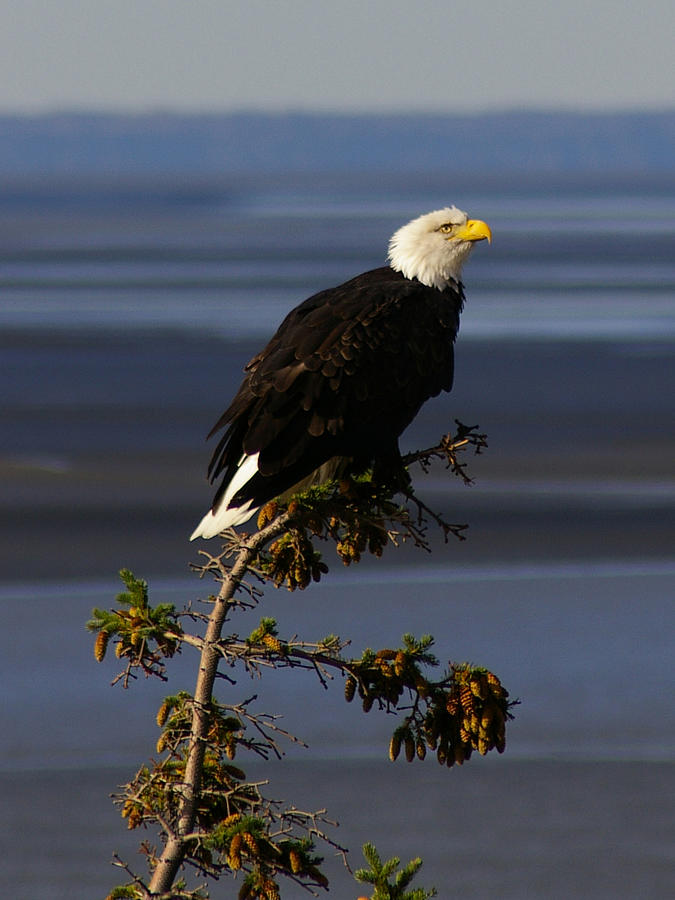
[190,207,491,541]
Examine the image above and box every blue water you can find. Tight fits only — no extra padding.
[2,171,674,898]
[3,169,674,754]
[2,560,674,772]
[1,171,674,339]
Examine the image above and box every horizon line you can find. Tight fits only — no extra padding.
[1,105,674,119]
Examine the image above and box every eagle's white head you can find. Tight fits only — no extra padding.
[387,207,492,290]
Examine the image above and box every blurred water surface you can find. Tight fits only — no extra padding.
[2,170,674,898]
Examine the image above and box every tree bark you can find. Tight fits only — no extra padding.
[148,514,290,896]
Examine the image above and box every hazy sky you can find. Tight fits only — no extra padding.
[1,0,673,113]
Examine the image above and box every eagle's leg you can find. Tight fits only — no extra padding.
[371,451,412,495]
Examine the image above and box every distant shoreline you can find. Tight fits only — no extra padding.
[0,109,673,175]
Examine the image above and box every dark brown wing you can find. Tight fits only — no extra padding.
[206,266,463,508]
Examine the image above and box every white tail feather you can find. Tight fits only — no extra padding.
[189,452,260,540]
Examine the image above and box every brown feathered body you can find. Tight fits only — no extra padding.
[207,267,462,516]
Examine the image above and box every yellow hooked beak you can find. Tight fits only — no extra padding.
[450,219,492,244]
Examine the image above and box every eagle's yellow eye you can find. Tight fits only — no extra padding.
[439,224,454,234]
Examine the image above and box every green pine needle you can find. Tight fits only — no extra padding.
[354,843,436,899]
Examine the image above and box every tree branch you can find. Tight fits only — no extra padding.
[148,514,292,894]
